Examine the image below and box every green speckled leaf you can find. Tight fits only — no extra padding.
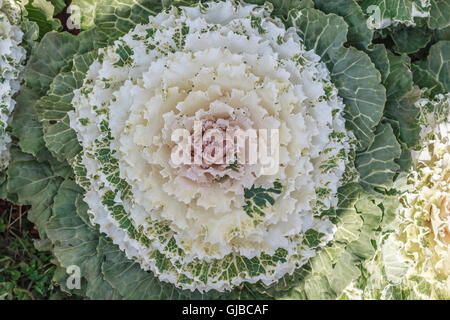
[100,239,224,299]
[247,0,315,23]
[11,32,80,162]
[32,30,104,162]
[95,0,164,40]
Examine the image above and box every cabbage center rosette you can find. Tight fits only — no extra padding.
[0,0,26,169]
[69,1,355,292]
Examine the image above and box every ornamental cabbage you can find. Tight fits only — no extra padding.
[1,0,448,300]
[67,1,356,292]
[0,0,26,169]
[404,94,450,298]
[340,94,449,300]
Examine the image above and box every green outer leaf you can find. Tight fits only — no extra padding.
[46,179,123,299]
[332,186,364,244]
[24,31,93,96]
[12,86,52,162]
[364,44,390,82]
[391,25,432,54]
[75,193,92,227]
[100,238,226,299]
[0,171,7,200]
[433,25,450,42]
[246,0,315,24]
[381,235,409,284]
[303,275,335,299]
[293,8,386,151]
[95,0,164,40]
[395,141,413,172]
[355,123,401,190]
[428,0,450,30]
[14,28,105,162]
[292,8,348,65]
[413,40,450,93]
[330,47,386,151]
[20,19,40,54]
[385,90,421,149]
[260,183,393,300]
[49,0,66,15]
[384,52,413,101]
[381,52,421,154]
[43,115,82,162]
[46,180,98,274]
[313,0,373,49]
[329,251,361,294]
[0,171,17,203]
[6,147,63,237]
[52,261,88,297]
[411,64,445,97]
[11,32,80,161]
[36,50,99,162]
[87,237,124,300]
[49,156,74,179]
[348,197,383,260]
[24,0,63,39]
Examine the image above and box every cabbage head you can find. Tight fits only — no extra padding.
[3,0,449,299]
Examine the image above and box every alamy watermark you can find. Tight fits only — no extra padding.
[66,265,81,290]
[366,5,382,29]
